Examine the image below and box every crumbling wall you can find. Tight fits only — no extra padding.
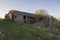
[5,10,16,21]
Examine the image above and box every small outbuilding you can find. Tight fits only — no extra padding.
[5,10,38,23]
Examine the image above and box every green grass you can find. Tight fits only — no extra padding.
[0,20,49,40]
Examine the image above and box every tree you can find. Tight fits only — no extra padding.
[35,9,49,16]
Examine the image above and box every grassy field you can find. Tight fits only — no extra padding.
[56,18,60,21]
[0,20,50,40]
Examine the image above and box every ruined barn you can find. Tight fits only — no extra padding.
[5,10,38,24]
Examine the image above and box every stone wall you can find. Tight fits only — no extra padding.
[14,14,24,23]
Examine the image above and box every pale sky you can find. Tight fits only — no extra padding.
[0,0,60,18]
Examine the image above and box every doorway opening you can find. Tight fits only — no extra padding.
[23,16,26,19]
[12,15,14,21]
[23,16,26,23]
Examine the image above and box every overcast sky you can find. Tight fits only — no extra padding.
[0,0,60,18]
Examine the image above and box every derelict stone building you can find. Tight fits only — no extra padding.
[5,10,38,23]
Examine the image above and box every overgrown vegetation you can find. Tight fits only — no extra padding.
[0,18,60,40]
[0,19,50,40]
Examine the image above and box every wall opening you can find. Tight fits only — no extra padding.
[23,16,26,23]
[12,15,14,21]
[23,16,26,19]
[15,15,17,18]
